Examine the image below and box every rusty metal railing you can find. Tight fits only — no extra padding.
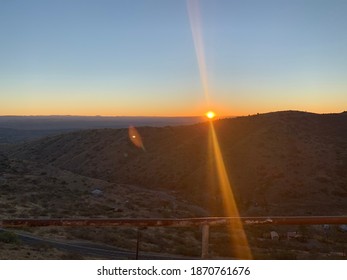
[1,216,347,258]
[2,216,347,227]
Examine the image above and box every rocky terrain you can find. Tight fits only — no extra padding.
[1,110,347,259]
[7,111,347,216]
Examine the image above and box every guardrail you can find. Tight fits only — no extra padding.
[2,216,347,259]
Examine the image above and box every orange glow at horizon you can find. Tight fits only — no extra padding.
[7,98,342,118]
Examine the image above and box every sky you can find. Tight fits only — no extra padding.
[1,0,347,116]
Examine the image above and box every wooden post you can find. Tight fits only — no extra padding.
[135,228,141,260]
[201,224,210,259]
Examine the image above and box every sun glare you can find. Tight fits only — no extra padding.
[206,111,215,119]
[189,0,252,259]
[208,122,252,259]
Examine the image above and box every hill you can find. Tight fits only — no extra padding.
[8,110,347,216]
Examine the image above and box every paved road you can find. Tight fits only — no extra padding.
[0,228,195,259]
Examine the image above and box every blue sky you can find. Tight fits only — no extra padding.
[1,0,347,116]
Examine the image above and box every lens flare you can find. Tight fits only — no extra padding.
[128,126,145,151]
[187,0,252,258]
[187,0,210,106]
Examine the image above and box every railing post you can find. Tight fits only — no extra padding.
[135,228,141,260]
[201,224,210,259]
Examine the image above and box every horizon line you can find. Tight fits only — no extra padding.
[0,114,237,118]
[0,110,345,118]
[0,114,207,118]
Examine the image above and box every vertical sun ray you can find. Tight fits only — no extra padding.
[187,0,211,106]
[209,121,252,259]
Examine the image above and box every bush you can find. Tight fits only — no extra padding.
[0,231,20,244]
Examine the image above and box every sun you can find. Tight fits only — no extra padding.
[206,111,216,119]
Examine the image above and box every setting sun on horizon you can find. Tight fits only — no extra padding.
[206,111,216,119]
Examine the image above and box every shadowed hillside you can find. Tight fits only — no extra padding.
[8,111,347,216]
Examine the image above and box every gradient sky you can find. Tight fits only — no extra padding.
[1,0,347,116]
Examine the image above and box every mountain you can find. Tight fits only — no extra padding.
[0,116,204,144]
[0,116,204,130]
[8,111,347,216]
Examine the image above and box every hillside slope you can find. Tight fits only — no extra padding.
[9,111,347,216]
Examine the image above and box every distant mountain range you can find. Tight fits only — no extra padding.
[0,116,204,143]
